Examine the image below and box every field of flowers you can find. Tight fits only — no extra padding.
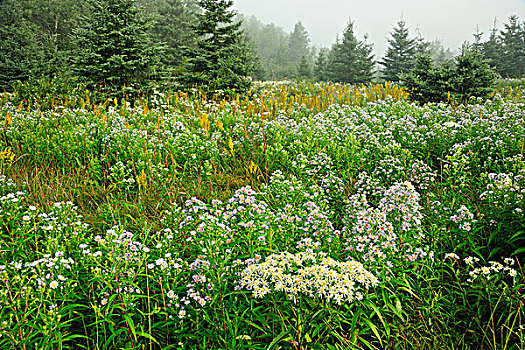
[0,81,524,349]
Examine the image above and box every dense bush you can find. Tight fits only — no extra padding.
[403,47,498,104]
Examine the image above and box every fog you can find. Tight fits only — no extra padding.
[233,0,525,57]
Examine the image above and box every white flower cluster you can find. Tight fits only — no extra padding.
[449,205,475,231]
[240,250,379,305]
[468,259,518,282]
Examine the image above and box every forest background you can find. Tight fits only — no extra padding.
[1,0,524,98]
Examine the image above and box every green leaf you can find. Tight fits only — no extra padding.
[267,329,291,349]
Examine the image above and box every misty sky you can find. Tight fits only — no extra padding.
[233,0,525,58]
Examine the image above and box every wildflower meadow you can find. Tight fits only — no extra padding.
[1,81,524,349]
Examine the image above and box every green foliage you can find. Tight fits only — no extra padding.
[180,0,254,94]
[240,15,290,80]
[0,0,46,91]
[403,47,497,103]
[2,82,525,348]
[325,21,375,84]
[498,15,525,78]
[287,22,312,78]
[9,75,113,111]
[71,0,162,97]
[141,0,199,69]
[297,55,312,80]
[314,48,330,81]
[476,15,525,78]
[381,19,417,82]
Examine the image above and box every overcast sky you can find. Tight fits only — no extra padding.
[233,0,525,58]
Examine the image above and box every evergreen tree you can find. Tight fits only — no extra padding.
[326,21,374,84]
[181,0,254,94]
[287,21,310,77]
[24,0,89,75]
[71,0,161,96]
[240,15,290,80]
[402,46,496,104]
[0,0,46,91]
[142,0,198,69]
[499,15,525,77]
[381,19,417,81]
[297,55,311,79]
[454,45,498,100]
[414,29,430,56]
[427,39,454,64]
[482,25,504,75]
[314,48,329,81]
[402,54,453,103]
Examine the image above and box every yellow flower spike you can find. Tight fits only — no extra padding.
[228,136,234,156]
[0,147,15,165]
[247,161,258,174]
[200,113,210,136]
[137,169,147,189]
[4,111,12,126]
[216,120,224,131]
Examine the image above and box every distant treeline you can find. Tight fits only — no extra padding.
[244,14,525,83]
[0,0,523,95]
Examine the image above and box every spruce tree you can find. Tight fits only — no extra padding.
[71,0,161,96]
[142,0,198,69]
[181,0,254,94]
[453,46,497,101]
[314,48,329,81]
[241,16,290,80]
[297,55,311,80]
[287,22,310,77]
[326,21,374,84]
[499,15,525,78]
[381,19,417,82]
[482,25,504,75]
[0,0,46,91]
[402,47,496,104]
[24,0,89,75]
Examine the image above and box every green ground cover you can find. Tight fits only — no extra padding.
[0,82,524,349]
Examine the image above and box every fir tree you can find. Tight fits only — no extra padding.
[427,39,454,64]
[403,46,496,104]
[381,19,417,81]
[71,0,161,96]
[287,21,310,77]
[482,25,503,75]
[454,45,498,100]
[499,15,525,78]
[414,29,430,56]
[0,0,46,91]
[297,55,311,80]
[142,0,198,69]
[314,48,329,81]
[326,21,374,84]
[181,0,254,94]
